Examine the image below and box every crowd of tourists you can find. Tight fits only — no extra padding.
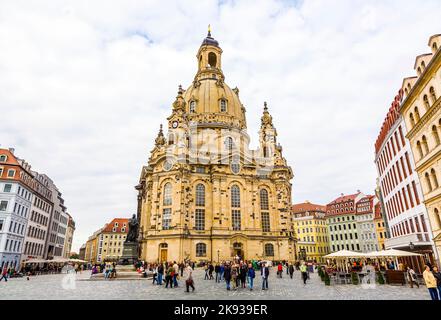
[145,259,315,292]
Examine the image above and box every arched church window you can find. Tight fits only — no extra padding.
[409,113,415,127]
[432,125,440,146]
[434,208,441,229]
[264,243,274,256]
[195,184,205,206]
[231,185,240,208]
[163,183,172,206]
[422,135,429,154]
[220,99,227,112]
[260,189,270,232]
[424,95,430,109]
[195,184,205,231]
[414,107,421,121]
[431,168,439,189]
[225,137,234,152]
[425,172,433,192]
[430,87,437,104]
[260,189,269,210]
[417,141,423,159]
[189,101,196,113]
[208,52,217,68]
[196,243,206,257]
[231,185,241,231]
[168,133,174,145]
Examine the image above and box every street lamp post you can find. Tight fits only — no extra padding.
[217,250,220,263]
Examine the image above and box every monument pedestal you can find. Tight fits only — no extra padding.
[118,241,139,265]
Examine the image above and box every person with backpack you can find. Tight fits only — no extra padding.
[277,263,283,278]
[247,263,256,291]
[165,263,174,288]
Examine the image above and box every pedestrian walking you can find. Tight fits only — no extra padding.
[157,263,164,285]
[261,263,269,290]
[215,263,220,283]
[277,263,283,278]
[423,265,439,300]
[432,266,441,299]
[209,263,214,280]
[0,267,8,282]
[231,264,238,290]
[406,266,419,288]
[300,262,308,285]
[224,264,232,291]
[173,261,179,287]
[165,263,174,288]
[289,264,294,279]
[219,263,225,281]
[204,264,209,280]
[247,263,255,291]
[240,263,247,288]
[185,264,195,292]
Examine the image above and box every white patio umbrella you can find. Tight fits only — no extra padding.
[364,249,422,270]
[69,258,87,263]
[47,257,69,263]
[324,250,365,273]
[23,258,47,264]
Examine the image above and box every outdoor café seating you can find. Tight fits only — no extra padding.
[322,249,424,286]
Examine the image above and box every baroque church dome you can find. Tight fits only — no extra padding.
[181,30,247,130]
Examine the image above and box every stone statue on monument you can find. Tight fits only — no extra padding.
[126,214,139,243]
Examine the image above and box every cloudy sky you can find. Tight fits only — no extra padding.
[1,0,441,252]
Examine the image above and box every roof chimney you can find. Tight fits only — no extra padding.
[340,193,344,197]
[9,148,15,154]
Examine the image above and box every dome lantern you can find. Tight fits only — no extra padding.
[196,26,224,82]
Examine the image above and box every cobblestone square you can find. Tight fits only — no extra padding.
[0,269,431,300]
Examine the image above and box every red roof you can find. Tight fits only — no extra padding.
[291,202,326,213]
[375,89,403,155]
[327,193,359,205]
[103,218,129,233]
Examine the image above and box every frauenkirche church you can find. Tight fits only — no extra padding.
[136,29,295,263]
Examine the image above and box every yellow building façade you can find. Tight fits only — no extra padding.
[400,34,441,264]
[292,202,330,263]
[136,30,295,264]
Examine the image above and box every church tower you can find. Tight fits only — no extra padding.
[137,29,295,263]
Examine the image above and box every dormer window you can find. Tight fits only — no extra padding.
[121,227,126,232]
[433,42,438,51]
[220,99,227,112]
[115,222,118,227]
[7,169,15,178]
[189,101,196,113]
[0,155,6,162]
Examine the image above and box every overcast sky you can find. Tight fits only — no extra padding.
[1,0,441,252]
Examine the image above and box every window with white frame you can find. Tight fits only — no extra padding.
[162,208,172,230]
[0,201,7,211]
